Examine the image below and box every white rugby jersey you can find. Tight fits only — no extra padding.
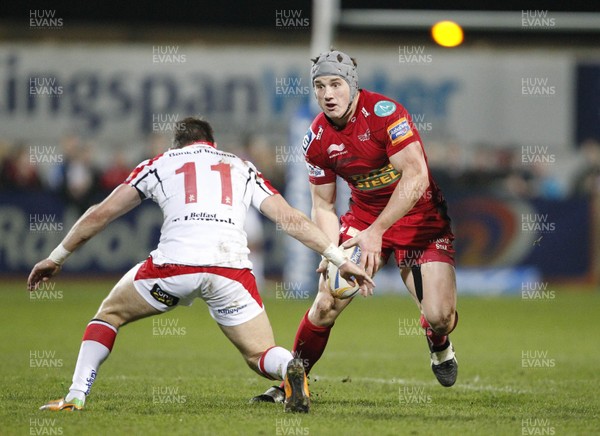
[125,142,278,268]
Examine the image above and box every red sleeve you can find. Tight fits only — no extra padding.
[306,158,336,185]
[302,122,336,185]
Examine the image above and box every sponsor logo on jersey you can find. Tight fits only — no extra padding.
[150,284,180,307]
[349,163,401,191]
[361,107,370,118]
[358,128,371,142]
[374,100,397,117]
[316,125,324,140]
[302,128,314,153]
[388,117,413,145]
[306,162,325,178]
[183,212,234,225]
[327,143,347,158]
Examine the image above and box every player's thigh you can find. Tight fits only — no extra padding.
[418,262,457,332]
[401,267,423,308]
[95,264,161,328]
[218,311,275,362]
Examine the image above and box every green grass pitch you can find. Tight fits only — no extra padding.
[0,278,598,435]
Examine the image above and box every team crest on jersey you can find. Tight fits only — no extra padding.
[387,117,413,145]
[358,129,371,142]
[374,100,397,117]
[306,162,325,178]
[302,128,314,153]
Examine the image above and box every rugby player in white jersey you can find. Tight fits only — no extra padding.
[27,117,374,414]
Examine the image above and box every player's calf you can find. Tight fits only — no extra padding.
[420,313,458,387]
[255,346,294,381]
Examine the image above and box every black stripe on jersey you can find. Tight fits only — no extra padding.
[133,168,166,197]
[247,167,273,197]
[242,169,253,200]
[134,186,146,200]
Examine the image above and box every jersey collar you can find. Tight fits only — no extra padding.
[188,141,216,148]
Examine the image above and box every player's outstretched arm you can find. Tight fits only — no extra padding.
[27,184,141,290]
[260,193,374,295]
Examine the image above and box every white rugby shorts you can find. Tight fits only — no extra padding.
[132,257,264,326]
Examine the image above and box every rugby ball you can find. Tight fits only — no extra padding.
[326,246,362,299]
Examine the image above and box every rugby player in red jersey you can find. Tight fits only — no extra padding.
[252,50,458,403]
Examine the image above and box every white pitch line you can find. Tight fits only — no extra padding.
[308,375,530,394]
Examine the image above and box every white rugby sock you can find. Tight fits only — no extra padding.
[68,320,118,399]
[258,346,294,380]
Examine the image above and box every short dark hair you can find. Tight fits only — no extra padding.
[172,117,215,148]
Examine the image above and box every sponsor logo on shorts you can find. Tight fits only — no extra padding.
[349,163,401,191]
[374,100,397,117]
[388,117,413,145]
[150,284,180,307]
[217,304,248,315]
[430,237,451,251]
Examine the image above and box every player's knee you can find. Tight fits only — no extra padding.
[428,309,457,336]
[309,298,337,326]
[95,305,128,329]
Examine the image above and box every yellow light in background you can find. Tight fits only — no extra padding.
[431,21,464,48]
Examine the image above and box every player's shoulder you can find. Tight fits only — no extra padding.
[302,114,328,156]
[361,89,409,120]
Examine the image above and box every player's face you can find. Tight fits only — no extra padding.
[314,76,351,120]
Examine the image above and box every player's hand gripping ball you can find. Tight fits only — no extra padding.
[326,246,362,299]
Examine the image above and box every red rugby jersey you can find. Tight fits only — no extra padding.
[303,89,446,223]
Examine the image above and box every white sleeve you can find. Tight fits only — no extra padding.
[245,161,280,210]
[124,158,159,200]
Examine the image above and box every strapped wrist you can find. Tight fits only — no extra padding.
[48,244,71,266]
[322,243,347,268]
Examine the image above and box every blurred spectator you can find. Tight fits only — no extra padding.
[531,162,565,199]
[100,150,132,193]
[573,139,600,196]
[0,142,42,191]
[45,133,81,193]
[502,169,535,199]
[62,143,101,214]
[144,133,170,161]
[458,144,506,193]
[242,134,285,190]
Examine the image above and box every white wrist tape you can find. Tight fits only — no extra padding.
[48,244,71,266]
[322,243,348,268]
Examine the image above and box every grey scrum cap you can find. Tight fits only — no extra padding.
[310,50,359,101]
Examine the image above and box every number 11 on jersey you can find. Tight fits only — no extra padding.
[175,161,233,205]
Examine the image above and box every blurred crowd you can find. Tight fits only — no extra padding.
[2,133,599,205]
[2,132,598,283]
[426,139,600,200]
[0,133,169,214]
